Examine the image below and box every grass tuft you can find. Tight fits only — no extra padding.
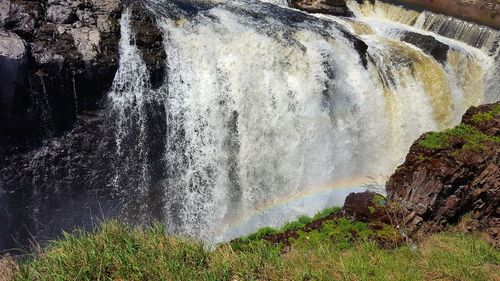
[0,255,19,281]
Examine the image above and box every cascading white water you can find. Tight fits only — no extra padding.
[109,0,499,243]
[347,0,500,53]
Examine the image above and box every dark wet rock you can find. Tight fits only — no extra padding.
[0,110,119,252]
[291,0,350,16]
[0,0,123,150]
[0,0,168,200]
[3,0,44,40]
[386,102,500,246]
[1,111,113,191]
[129,3,166,89]
[0,28,30,144]
[340,29,368,67]
[400,32,449,64]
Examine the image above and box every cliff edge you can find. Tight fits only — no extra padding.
[386,102,500,246]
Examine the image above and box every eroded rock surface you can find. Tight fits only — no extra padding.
[0,0,123,151]
[291,0,350,16]
[386,102,500,246]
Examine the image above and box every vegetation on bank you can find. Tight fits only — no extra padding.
[418,104,500,151]
[418,123,500,150]
[470,104,500,123]
[418,103,500,152]
[5,208,499,281]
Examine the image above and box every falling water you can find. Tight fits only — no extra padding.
[104,0,499,242]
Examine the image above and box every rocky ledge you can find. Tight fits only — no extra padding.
[343,103,499,247]
[290,0,350,16]
[384,102,499,245]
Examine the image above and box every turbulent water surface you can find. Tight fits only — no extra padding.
[1,0,499,250]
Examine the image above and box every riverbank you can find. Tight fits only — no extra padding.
[3,213,499,281]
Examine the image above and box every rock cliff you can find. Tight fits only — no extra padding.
[386,103,499,246]
[0,0,166,156]
[0,0,123,147]
[0,0,167,251]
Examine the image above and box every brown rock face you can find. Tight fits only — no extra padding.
[290,0,350,16]
[342,191,392,223]
[386,102,500,246]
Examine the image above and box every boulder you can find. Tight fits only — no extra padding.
[0,0,9,26]
[3,0,44,39]
[77,9,96,25]
[342,191,392,223]
[290,0,350,16]
[71,26,101,61]
[400,32,449,64]
[0,28,25,59]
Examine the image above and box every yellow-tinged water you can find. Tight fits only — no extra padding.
[347,20,375,35]
[356,1,421,26]
[368,38,454,129]
[447,50,484,108]
[410,49,454,129]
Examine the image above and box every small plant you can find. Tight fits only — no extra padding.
[373,194,387,207]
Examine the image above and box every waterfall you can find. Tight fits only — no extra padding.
[104,0,498,242]
[1,0,498,250]
[344,0,499,103]
[347,1,500,54]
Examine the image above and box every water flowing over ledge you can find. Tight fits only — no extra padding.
[1,0,499,250]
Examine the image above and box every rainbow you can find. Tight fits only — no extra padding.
[212,176,386,242]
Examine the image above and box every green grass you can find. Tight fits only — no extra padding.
[235,207,341,245]
[418,124,500,151]
[11,211,500,281]
[471,104,500,123]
